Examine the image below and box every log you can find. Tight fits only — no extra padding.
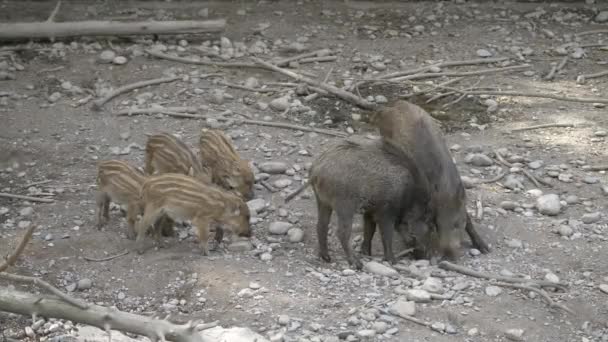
[0,19,226,41]
[0,287,206,342]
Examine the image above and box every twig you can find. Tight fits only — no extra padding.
[216,81,280,93]
[252,57,376,110]
[379,57,510,80]
[493,150,543,188]
[391,64,531,82]
[0,224,35,272]
[323,66,334,83]
[298,56,337,64]
[196,320,219,331]
[395,248,414,259]
[492,281,574,315]
[442,78,482,108]
[83,250,129,262]
[146,49,317,78]
[576,69,608,84]
[438,261,567,290]
[23,180,52,188]
[114,106,197,116]
[91,76,182,111]
[274,48,332,66]
[510,123,575,133]
[476,194,483,220]
[260,180,277,193]
[0,273,89,309]
[575,29,608,37]
[36,66,65,74]
[0,192,54,203]
[584,164,608,171]
[401,77,465,98]
[544,56,568,81]
[476,172,506,184]
[115,109,348,137]
[46,1,62,22]
[378,308,432,328]
[453,90,608,105]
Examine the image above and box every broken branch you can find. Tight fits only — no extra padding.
[83,250,129,262]
[0,224,35,272]
[216,81,280,93]
[583,164,608,171]
[379,57,510,80]
[0,192,54,203]
[544,56,568,81]
[511,123,575,132]
[476,172,506,184]
[0,273,89,310]
[92,76,182,111]
[576,69,608,84]
[492,281,574,315]
[274,48,332,66]
[391,64,530,81]
[46,1,62,23]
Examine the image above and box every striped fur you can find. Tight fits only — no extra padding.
[96,160,173,240]
[145,132,212,184]
[199,129,255,200]
[135,173,251,255]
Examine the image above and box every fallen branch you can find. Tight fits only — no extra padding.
[0,192,54,203]
[576,69,608,84]
[260,180,278,193]
[115,108,348,137]
[83,250,129,262]
[391,64,530,82]
[146,49,317,78]
[91,76,182,111]
[216,81,280,93]
[298,56,337,64]
[23,179,52,188]
[252,57,376,110]
[544,56,568,81]
[438,261,567,290]
[584,164,608,171]
[0,273,88,310]
[395,248,414,259]
[575,29,608,37]
[115,106,198,116]
[476,172,506,184]
[0,19,226,41]
[510,123,575,133]
[493,149,544,188]
[379,57,510,80]
[492,281,574,315]
[0,287,206,342]
[401,77,465,98]
[0,224,35,272]
[274,48,332,67]
[46,1,62,23]
[378,307,432,328]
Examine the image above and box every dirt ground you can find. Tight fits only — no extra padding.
[1,0,608,341]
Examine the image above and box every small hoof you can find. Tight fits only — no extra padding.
[352,259,364,271]
[320,254,331,263]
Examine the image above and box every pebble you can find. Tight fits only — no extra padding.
[598,284,608,294]
[244,77,259,89]
[500,201,518,211]
[99,50,116,63]
[209,90,225,104]
[112,56,128,65]
[388,300,416,317]
[431,322,445,333]
[258,162,288,174]
[421,277,443,293]
[536,194,561,216]
[583,176,600,184]
[260,253,273,261]
[468,328,479,336]
[247,199,266,214]
[461,176,476,189]
[476,49,493,57]
[505,328,525,341]
[557,225,573,237]
[20,207,34,217]
[278,315,290,325]
[528,160,543,169]
[564,195,579,204]
[485,285,503,297]
[269,96,290,111]
[269,221,292,235]
[273,178,292,189]
[406,289,431,303]
[506,239,523,249]
[227,239,254,252]
[238,288,255,298]
[544,273,560,283]
[375,95,388,104]
[48,92,62,103]
[581,212,601,224]
[596,11,608,22]
[287,227,304,242]
[364,261,398,277]
[464,153,494,167]
[77,278,92,290]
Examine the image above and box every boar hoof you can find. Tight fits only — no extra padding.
[319,253,331,263]
[126,231,136,240]
[352,258,364,271]
[200,246,209,256]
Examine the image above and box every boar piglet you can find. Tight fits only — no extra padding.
[199,129,255,200]
[144,132,212,184]
[135,173,251,255]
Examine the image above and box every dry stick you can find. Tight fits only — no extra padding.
[0,224,35,272]
[476,195,483,220]
[391,64,531,81]
[146,49,317,78]
[492,281,574,315]
[260,180,277,193]
[379,57,510,80]
[23,179,52,188]
[0,192,54,203]
[511,123,575,133]
[395,248,414,259]
[493,149,543,188]
[442,77,482,108]
[115,106,198,116]
[584,164,608,171]
[216,81,280,93]
[115,109,348,138]
[91,76,182,111]
[0,288,206,342]
[299,56,337,64]
[83,250,129,262]
[46,0,61,22]
[252,57,376,110]
[402,77,465,98]
[438,261,567,290]
[378,308,432,328]
[577,69,608,83]
[544,56,568,81]
[575,29,608,36]
[274,48,332,66]
[453,90,608,105]
[0,273,89,310]
[476,172,506,184]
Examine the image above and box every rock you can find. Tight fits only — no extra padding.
[468,328,479,336]
[247,199,265,214]
[506,239,523,248]
[557,225,573,237]
[421,277,443,293]
[244,77,259,89]
[406,289,431,303]
[19,207,34,217]
[287,228,304,242]
[595,11,608,22]
[485,285,502,297]
[505,328,524,341]
[202,326,271,342]
[476,49,493,57]
[464,153,494,167]
[564,195,578,204]
[269,221,292,235]
[431,322,445,333]
[375,95,388,104]
[269,96,290,111]
[536,194,561,216]
[388,300,416,317]
[227,239,254,252]
[357,329,376,338]
[364,261,398,277]
[372,321,388,334]
[273,178,292,189]
[504,175,524,190]
[598,284,608,294]
[77,278,92,290]
[528,160,543,169]
[461,176,476,189]
[583,176,600,184]
[112,56,128,65]
[581,212,601,224]
[260,253,273,261]
[278,315,290,325]
[238,288,255,298]
[99,50,116,63]
[48,92,62,103]
[544,273,560,283]
[500,201,518,211]
[258,162,288,174]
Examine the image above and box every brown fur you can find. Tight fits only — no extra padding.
[96,160,173,240]
[199,129,255,200]
[135,173,251,255]
[144,132,212,184]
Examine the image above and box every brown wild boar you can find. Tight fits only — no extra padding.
[144,132,212,184]
[96,160,173,239]
[286,136,432,270]
[199,129,255,200]
[135,173,252,255]
[370,100,490,259]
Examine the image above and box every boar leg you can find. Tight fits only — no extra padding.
[465,213,490,253]
[361,211,376,256]
[125,201,140,240]
[159,215,176,237]
[335,209,363,270]
[192,216,212,256]
[135,205,164,254]
[211,224,224,252]
[144,150,155,175]
[315,195,333,263]
[96,191,110,229]
[377,215,397,264]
